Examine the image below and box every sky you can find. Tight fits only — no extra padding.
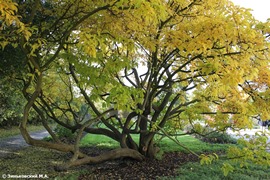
[231,0,270,21]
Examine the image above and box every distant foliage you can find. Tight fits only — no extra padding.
[54,125,75,139]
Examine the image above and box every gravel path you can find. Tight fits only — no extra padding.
[0,130,49,158]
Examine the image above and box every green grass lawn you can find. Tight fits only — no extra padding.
[156,135,231,153]
[80,133,230,153]
[80,134,120,148]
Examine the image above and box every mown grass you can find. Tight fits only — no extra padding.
[81,134,126,148]
[156,135,232,153]
[80,133,231,153]
[0,125,46,139]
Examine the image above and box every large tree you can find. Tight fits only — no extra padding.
[1,0,270,170]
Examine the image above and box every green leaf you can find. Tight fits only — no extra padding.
[221,162,234,176]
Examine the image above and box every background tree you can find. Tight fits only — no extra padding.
[0,0,34,126]
[1,0,269,170]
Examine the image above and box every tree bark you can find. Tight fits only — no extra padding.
[139,133,158,158]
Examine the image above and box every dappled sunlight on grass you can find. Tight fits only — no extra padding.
[96,142,117,148]
[80,134,119,148]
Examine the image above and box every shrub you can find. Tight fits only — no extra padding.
[184,124,237,144]
[54,125,76,143]
[200,131,237,144]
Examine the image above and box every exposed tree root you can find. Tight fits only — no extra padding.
[20,126,144,171]
[56,148,145,171]
[19,126,86,158]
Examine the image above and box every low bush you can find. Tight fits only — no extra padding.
[184,124,237,144]
[199,131,237,144]
[54,125,76,143]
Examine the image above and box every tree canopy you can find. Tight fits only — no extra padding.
[1,0,269,172]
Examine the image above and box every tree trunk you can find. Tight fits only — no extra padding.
[146,138,158,158]
[139,133,158,158]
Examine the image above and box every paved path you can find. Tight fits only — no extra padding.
[0,130,49,158]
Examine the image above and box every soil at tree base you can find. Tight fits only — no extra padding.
[78,147,199,180]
